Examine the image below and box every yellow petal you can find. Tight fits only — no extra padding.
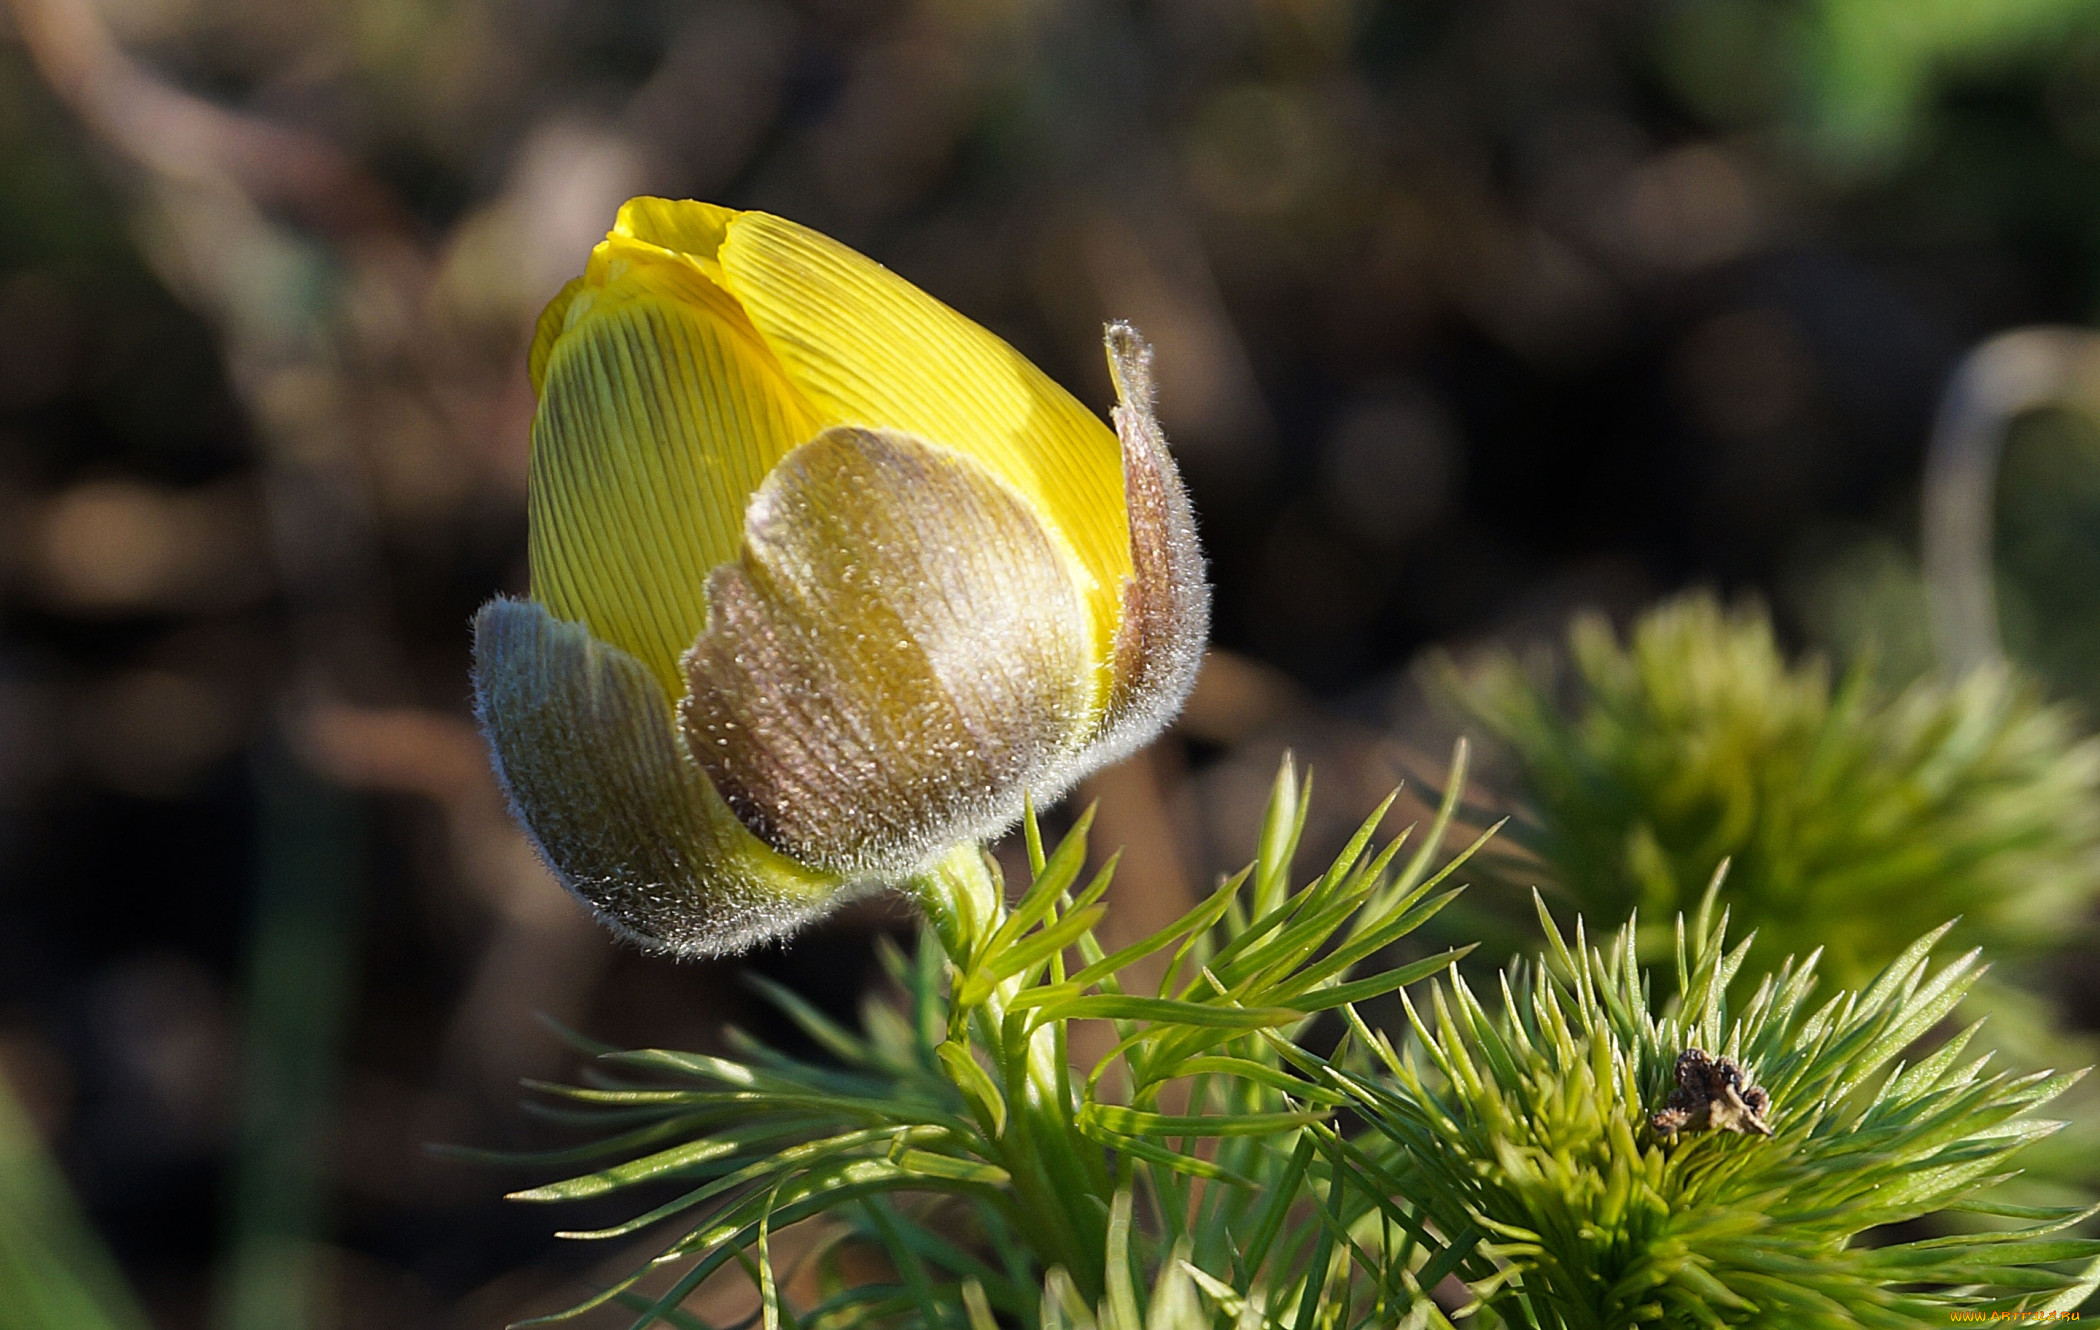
[715,211,1133,704]
[527,258,821,700]
[528,276,588,396]
[528,199,737,396]
[681,426,1096,877]
[472,597,847,956]
[606,196,735,272]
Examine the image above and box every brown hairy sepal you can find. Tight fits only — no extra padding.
[1080,321,1211,772]
[472,598,852,957]
[679,324,1209,883]
[679,426,1099,879]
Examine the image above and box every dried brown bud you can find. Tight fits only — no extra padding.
[1650,1048,1772,1140]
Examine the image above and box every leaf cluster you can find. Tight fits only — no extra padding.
[1331,888,2100,1326]
[471,749,2099,1329]
[467,757,1482,1329]
[1437,592,2100,985]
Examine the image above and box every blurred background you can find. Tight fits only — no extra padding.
[6,0,2100,1323]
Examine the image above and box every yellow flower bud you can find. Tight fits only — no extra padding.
[474,198,1207,956]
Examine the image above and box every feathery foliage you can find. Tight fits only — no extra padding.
[1330,889,2100,1327]
[1438,592,2100,984]
[462,755,1484,1329]
[467,749,2098,1328]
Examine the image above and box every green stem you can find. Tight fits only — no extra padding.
[911,845,1111,1300]
[913,844,1002,976]
[0,1064,152,1330]
[218,748,361,1330]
